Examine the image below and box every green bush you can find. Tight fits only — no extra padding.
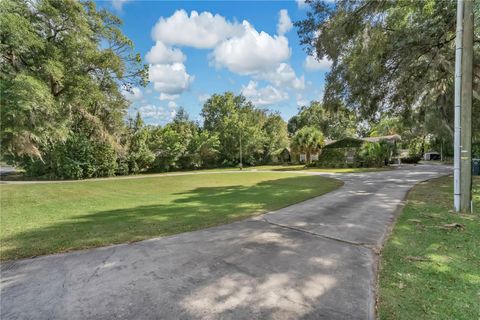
[24,134,118,179]
[314,141,393,168]
[116,157,130,176]
[355,141,391,167]
[92,142,117,177]
[400,155,421,164]
[316,148,347,166]
[472,142,480,158]
[407,137,427,157]
[128,147,155,174]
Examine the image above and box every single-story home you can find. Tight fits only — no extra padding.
[316,134,401,165]
[272,135,402,164]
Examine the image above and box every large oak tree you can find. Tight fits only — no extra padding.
[296,0,479,140]
[1,0,147,177]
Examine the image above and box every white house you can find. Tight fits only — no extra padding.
[299,153,319,162]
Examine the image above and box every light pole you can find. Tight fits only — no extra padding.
[239,129,243,170]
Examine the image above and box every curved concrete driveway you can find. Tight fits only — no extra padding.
[1,165,451,320]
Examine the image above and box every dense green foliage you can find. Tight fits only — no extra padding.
[142,94,289,172]
[147,108,220,171]
[378,176,480,319]
[399,155,421,164]
[0,172,341,260]
[287,101,356,138]
[315,140,393,168]
[201,92,289,167]
[0,1,291,179]
[314,148,348,168]
[125,113,155,174]
[356,141,392,167]
[16,132,119,179]
[0,0,147,179]
[296,0,480,150]
[291,126,325,163]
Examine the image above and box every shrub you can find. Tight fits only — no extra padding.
[116,157,130,176]
[400,155,421,164]
[355,141,392,167]
[473,142,480,158]
[316,148,346,166]
[24,134,118,179]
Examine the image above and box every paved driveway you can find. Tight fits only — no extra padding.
[0,165,451,320]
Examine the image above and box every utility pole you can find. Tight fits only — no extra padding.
[454,0,464,212]
[239,130,243,170]
[460,0,474,212]
[441,139,443,162]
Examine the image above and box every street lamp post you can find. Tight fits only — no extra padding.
[239,129,243,170]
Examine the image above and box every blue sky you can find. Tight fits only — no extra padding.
[96,0,331,125]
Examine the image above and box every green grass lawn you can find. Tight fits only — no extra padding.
[378,176,480,320]
[0,172,341,261]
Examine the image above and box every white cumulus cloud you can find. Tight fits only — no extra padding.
[198,93,211,103]
[136,104,168,123]
[146,42,186,64]
[277,9,293,35]
[241,81,288,106]
[304,55,332,72]
[257,63,305,90]
[212,21,291,75]
[149,63,194,96]
[122,86,143,101]
[296,94,309,106]
[296,0,308,9]
[136,102,178,125]
[168,101,178,109]
[151,10,244,49]
[111,0,131,11]
[159,93,180,101]
[147,10,309,102]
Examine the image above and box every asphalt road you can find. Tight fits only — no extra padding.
[0,164,451,320]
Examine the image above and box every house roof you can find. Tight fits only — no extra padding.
[271,147,291,156]
[324,135,401,149]
[324,137,363,149]
[361,134,402,143]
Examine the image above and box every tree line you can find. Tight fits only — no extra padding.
[2,0,477,179]
[0,0,353,179]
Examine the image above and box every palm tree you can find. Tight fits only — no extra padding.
[291,126,325,164]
